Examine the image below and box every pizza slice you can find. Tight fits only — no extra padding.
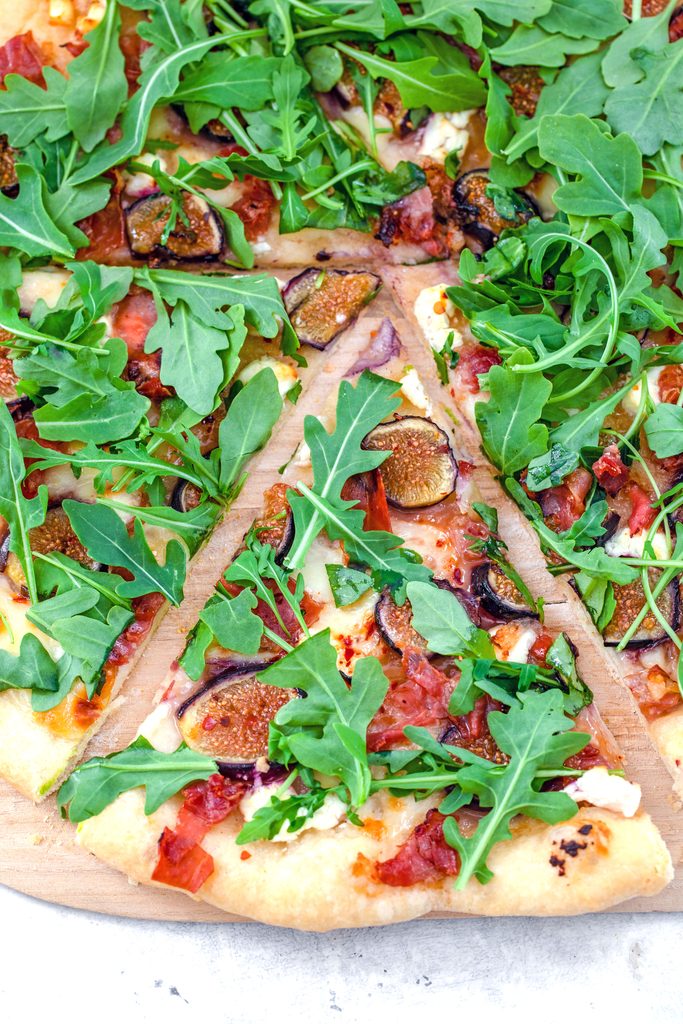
[0,258,381,801]
[381,7,683,794]
[0,2,565,276]
[62,320,672,929]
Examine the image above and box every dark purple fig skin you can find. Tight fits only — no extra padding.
[470,562,538,621]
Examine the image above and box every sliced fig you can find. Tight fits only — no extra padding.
[176,664,299,764]
[170,479,203,513]
[471,562,538,621]
[283,269,381,349]
[125,191,224,260]
[453,170,537,249]
[2,506,103,594]
[497,66,544,118]
[603,573,680,649]
[362,416,457,509]
[375,588,430,656]
[0,136,17,194]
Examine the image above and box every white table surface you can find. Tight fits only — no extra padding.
[1,885,680,1023]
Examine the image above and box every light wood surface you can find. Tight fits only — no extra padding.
[1,287,681,922]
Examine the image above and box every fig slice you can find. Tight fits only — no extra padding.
[471,562,538,621]
[125,191,224,260]
[362,415,457,509]
[453,169,537,249]
[0,136,17,195]
[603,573,680,649]
[283,268,381,349]
[170,479,203,514]
[176,664,299,765]
[375,588,430,656]
[1,505,103,594]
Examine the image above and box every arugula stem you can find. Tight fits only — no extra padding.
[300,160,376,202]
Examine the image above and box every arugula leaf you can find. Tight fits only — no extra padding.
[574,571,616,633]
[442,690,587,887]
[335,41,485,112]
[0,402,47,604]
[0,67,68,149]
[15,340,150,444]
[71,34,234,184]
[604,40,683,157]
[644,403,683,458]
[490,26,598,68]
[0,634,59,694]
[98,499,219,554]
[537,0,625,40]
[63,500,187,605]
[199,589,263,655]
[602,0,676,87]
[475,352,552,475]
[526,443,579,491]
[407,581,495,659]
[260,631,388,807]
[286,371,401,568]
[218,367,284,492]
[57,737,217,822]
[326,564,373,607]
[537,115,642,216]
[0,164,74,258]
[63,0,128,151]
[144,298,245,417]
[236,782,335,844]
[175,53,278,108]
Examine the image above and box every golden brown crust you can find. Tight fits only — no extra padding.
[77,790,673,930]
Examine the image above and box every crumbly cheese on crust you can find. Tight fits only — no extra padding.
[564,767,641,817]
[413,284,463,352]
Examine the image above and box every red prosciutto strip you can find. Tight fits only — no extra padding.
[152,775,247,892]
[627,482,657,534]
[341,470,392,533]
[0,33,46,87]
[375,809,459,887]
[592,444,628,496]
[367,651,451,751]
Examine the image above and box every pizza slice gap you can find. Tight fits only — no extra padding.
[0,259,381,801]
[65,316,671,929]
[384,252,683,803]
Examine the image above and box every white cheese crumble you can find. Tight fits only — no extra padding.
[413,284,463,353]
[237,356,298,397]
[18,269,70,313]
[239,783,347,842]
[124,152,169,198]
[604,525,671,561]
[138,701,182,753]
[400,367,433,415]
[621,366,664,416]
[418,110,473,164]
[564,767,641,817]
[489,623,537,664]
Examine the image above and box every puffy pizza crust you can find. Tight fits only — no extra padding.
[77,789,672,930]
[0,1,92,71]
[650,707,683,802]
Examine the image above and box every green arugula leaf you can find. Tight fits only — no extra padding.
[0,67,69,148]
[63,500,187,605]
[175,53,278,108]
[604,40,683,156]
[326,564,373,607]
[0,164,74,258]
[260,631,388,807]
[537,0,625,40]
[475,352,552,475]
[63,0,128,151]
[236,782,336,844]
[526,443,579,491]
[0,402,47,604]
[98,499,219,555]
[644,403,683,458]
[442,689,588,887]
[199,589,263,655]
[490,26,598,68]
[57,737,217,822]
[286,371,401,568]
[537,115,642,216]
[218,367,284,492]
[601,0,676,87]
[575,570,617,633]
[407,580,495,659]
[0,634,59,694]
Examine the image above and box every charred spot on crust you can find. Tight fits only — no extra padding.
[578,823,593,836]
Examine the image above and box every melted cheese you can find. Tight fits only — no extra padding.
[399,367,433,415]
[138,701,182,753]
[621,367,664,416]
[413,284,463,352]
[237,356,298,397]
[489,623,537,664]
[18,269,71,313]
[418,111,473,164]
[564,767,641,817]
[0,577,63,659]
[604,526,671,561]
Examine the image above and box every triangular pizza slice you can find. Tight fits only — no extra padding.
[0,259,379,800]
[63,312,671,929]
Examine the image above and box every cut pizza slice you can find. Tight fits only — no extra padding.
[0,3,558,273]
[383,151,683,794]
[0,258,381,800]
[63,319,672,929]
